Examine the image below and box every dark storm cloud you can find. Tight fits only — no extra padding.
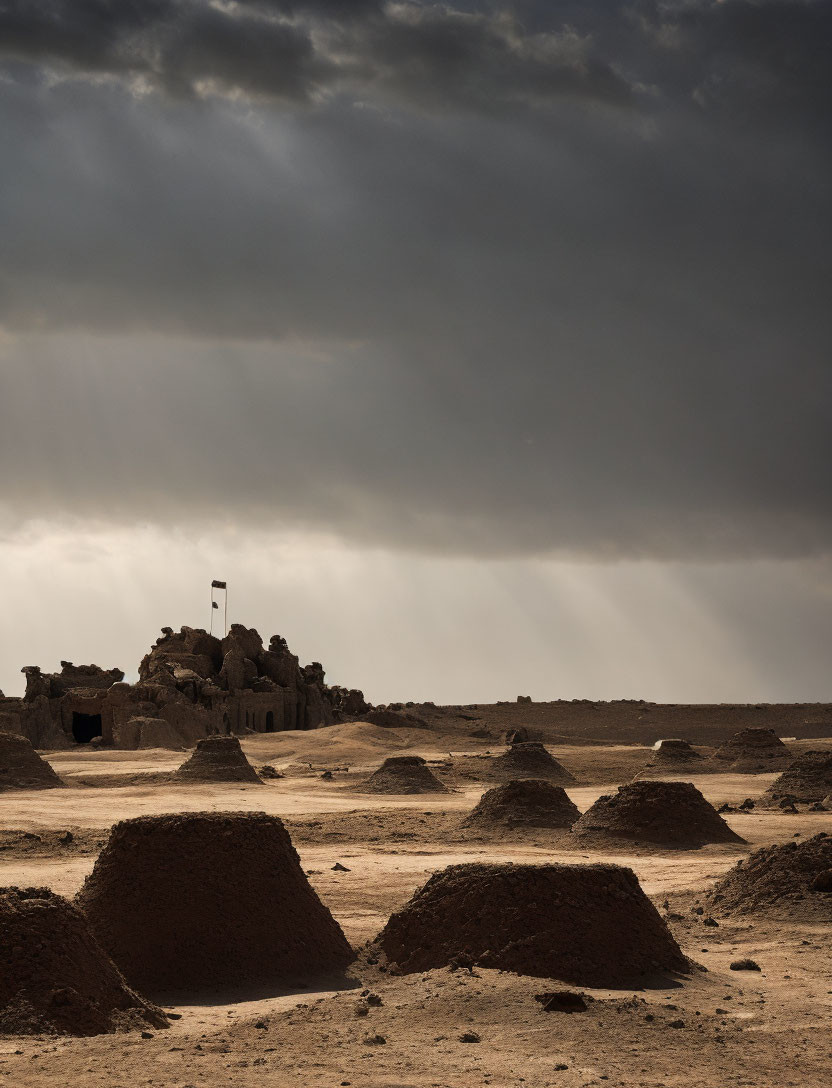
[0,0,631,107]
[0,1,829,560]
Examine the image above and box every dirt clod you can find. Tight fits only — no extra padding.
[76,812,354,994]
[171,735,263,784]
[572,781,744,847]
[373,862,689,986]
[489,742,576,784]
[0,886,167,1036]
[711,729,791,773]
[709,834,832,920]
[357,756,450,794]
[535,991,589,1013]
[462,778,580,830]
[0,732,63,791]
[764,751,832,804]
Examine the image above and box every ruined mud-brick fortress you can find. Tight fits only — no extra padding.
[0,625,370,749]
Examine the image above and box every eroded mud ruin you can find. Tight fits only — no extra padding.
[0,625,370,750]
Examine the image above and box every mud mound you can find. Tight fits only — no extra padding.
[462,779,580,830]
[171,735,262,784]
[363,709,428,729]
[357,756,450,794]
[76,812,354,993]
[708,834,832,919]
[373,862,688,986]
[0,732,62,791]
[635,739,716,779]
[711,728,790,773]
[763,751,832,803]
[490,742,576,784]
[572,781,744,847]
[0,886,167,1035]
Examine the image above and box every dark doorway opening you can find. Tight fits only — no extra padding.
[265,711,275,733]
[72,712,102,744]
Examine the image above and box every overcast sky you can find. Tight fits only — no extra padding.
[1,1,830,701]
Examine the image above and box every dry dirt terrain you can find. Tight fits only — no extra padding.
[2,712,832,1087]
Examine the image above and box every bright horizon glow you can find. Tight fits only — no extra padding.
[2,522,830,704]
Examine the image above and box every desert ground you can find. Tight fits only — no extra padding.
[2,707,832,1087]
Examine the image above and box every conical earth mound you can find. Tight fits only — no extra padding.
[373,862,688,986]
[0,886,168,1036]
[171,735,262,784]
[572,781,744,847]
[763,751,832,804]
[75,812,354,993]
[0,732,62,791]
[708,833,832,920]
[635,739,715,779]
[490,742,575,784]
[711,729,790,773]
[358,755,450,794]
[462,779,580,830]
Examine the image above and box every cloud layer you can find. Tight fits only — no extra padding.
[0,1,829,559]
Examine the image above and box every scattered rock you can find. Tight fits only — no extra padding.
[730,959,761,971]
[535,991,589,1013]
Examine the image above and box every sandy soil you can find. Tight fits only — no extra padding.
[2,725,832,1086]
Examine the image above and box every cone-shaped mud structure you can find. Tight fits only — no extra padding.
[572,781,744,847]
[635,739,715,779]
[490,742,575,784]
[373,862,688,986]
[711,729,790,773]
[171,735,262,784]
[76,812,354,994]
[763,751,832,804]
[708,833,832,920]
[0,886,167,1036]
[0,732,62,791]
[358,755,450,794]
[462,779,580,830]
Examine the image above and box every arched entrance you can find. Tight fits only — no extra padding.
[72,712,102,744]
[265,710,275,733]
